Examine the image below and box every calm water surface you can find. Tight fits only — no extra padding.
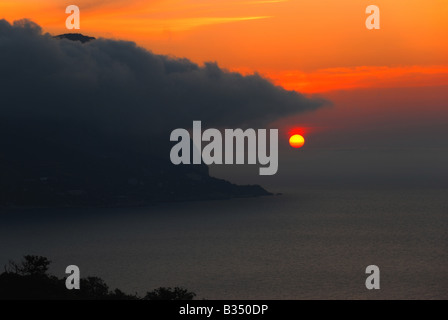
[1,187,447,299]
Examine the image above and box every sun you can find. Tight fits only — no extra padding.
[289,134,305,148]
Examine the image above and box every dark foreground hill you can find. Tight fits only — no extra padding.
[0,255,196,300]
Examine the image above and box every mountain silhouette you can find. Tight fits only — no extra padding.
[0,32,271,207]
[54,33,95,43]
[0,127,270,207]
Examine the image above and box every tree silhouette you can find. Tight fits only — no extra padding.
[144,287,196,300]
[0,255,197,300]
[7,255,51,276]
[79,277,110,299]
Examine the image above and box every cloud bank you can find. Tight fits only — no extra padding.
[0,19,328,140]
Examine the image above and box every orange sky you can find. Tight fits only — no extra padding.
[1,0,448,92]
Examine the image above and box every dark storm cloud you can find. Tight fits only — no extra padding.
[0,19,328,138]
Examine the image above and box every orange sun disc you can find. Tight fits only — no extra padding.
[289,134,305,148]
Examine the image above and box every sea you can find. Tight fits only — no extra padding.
[1,187,447,299]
